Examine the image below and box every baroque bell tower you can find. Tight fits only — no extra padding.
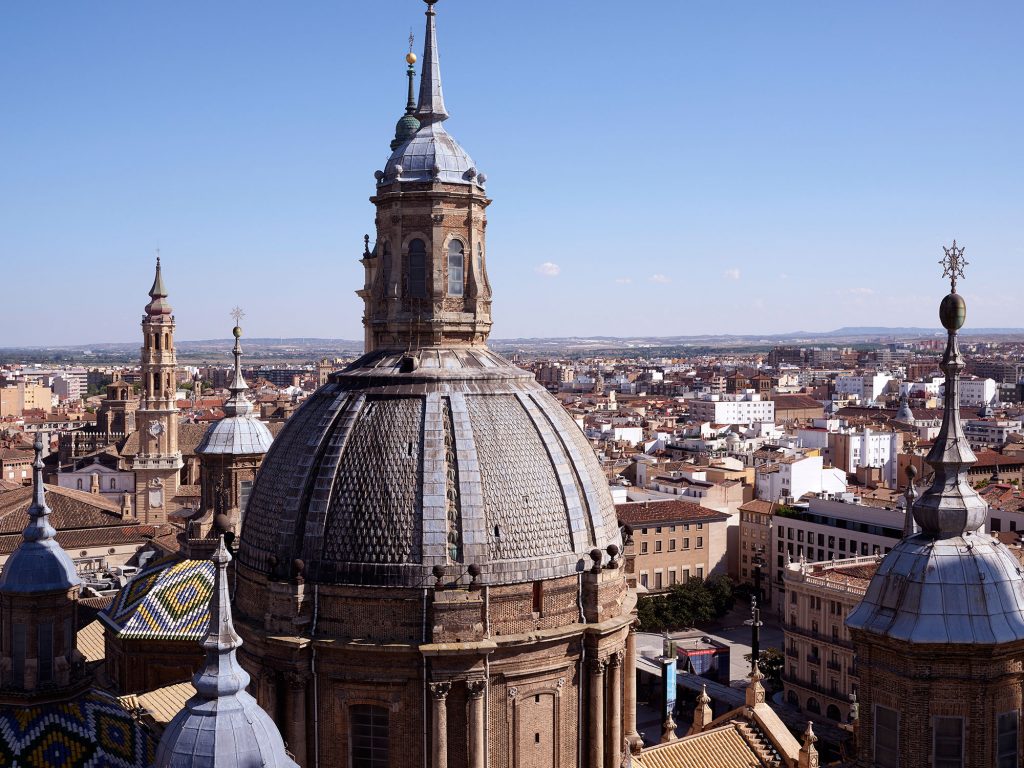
[133,255,183,523]
[360,0,492,353]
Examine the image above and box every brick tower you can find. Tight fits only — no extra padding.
[132,256,183,523]
[359,0,491,353]
[847,242,1024,768]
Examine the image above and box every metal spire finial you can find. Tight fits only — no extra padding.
[940,239,968,293]
[191,535,248,698]
[223,316,253,418]
[23,434,57,543]
[913,242,987,537]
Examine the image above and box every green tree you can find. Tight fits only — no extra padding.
[635,575,735,632]
[743,647,784,692]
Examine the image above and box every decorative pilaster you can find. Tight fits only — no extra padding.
[624,626,641,752]
[588,657,607,768]
[285,672,308,767]
[606,651,623,768]
[430,681,451,768]
[467,679,486,768]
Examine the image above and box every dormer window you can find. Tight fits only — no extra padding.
[447,240,464,296]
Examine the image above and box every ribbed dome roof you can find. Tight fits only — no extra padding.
[383,122,480,186]
[236,348,622,587]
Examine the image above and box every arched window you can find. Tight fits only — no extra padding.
[827,704,841,721]
[786,690,799,707]
[806,697,821,714]
[76,478,83,490]
[408,239,426,298]
[350,704,389,768]
[447,240,464,296]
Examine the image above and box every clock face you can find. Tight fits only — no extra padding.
[148,421,165,437]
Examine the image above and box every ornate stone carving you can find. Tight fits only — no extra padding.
[507,686,518,700]
[589,657,608,676]
[467,679,486,699]
[556,677,565,690]
[429,681,452,700]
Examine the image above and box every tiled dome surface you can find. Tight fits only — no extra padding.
[237,349,622,586]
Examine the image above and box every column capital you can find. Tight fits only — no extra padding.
[467,679,486,699]
[589,657,608,676]
[285,670,308,689]
[430,681,452,700]
[609,650,624,669]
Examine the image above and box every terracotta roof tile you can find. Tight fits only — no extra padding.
[616,499,729,526]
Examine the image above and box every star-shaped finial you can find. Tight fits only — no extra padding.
[939,240,968,292]
[230,306,245,326]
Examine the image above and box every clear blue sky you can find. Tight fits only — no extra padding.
[2,1,1022,346]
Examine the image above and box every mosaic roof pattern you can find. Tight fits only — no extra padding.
[0,688,157,768]
[104,555,214,640]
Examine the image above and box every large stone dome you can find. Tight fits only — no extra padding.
[236,347,622,587]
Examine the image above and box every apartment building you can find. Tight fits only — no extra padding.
[963,418,1022,450]
[781,555,877,723]
[755,453,847,504]
[688,392,775,425]
[738,498,773,600]
[769,495,905,604]
[616,499,729,592]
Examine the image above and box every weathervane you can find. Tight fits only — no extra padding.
[940,240,968,292]
[230,306,245,326]
[408,28,415,55]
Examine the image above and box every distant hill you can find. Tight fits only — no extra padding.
[3,326,1024,362]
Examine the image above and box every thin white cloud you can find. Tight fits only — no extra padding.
[649,274,671,284]
[723,267,741,281]
[847,287,876,296]
[535,262,560,277]
[615,277,633,285]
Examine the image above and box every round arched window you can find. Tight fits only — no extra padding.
[447,241,464,296]
[408,239,427,298]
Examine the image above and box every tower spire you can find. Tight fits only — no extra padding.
[146,252,172,316]
[223,308,254,417]
[155,536,297,767]
[912,241,987,537]
[416,0,448,125]
[192,536,247,698]
[24,434,56,544]
[0,434,80,593]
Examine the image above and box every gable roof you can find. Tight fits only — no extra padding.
[632,722,771,768]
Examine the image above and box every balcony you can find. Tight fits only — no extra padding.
[827,660,842,672]
[786,647,798,659]
[806,654,821,665]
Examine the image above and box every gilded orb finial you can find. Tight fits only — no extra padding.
[407,28,416,64]
[939,239,968,293]
[230,306,245,337]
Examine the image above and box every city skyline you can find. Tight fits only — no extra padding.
[3,1,1023,346]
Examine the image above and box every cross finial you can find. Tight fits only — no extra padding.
[940,239,968,293]
[155,247,161,267]
[230,306,245,326]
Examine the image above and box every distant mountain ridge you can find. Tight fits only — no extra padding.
[4,325,1024,355]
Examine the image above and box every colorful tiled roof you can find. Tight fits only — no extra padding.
[0,688,157,767]
[103,555,214,641]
